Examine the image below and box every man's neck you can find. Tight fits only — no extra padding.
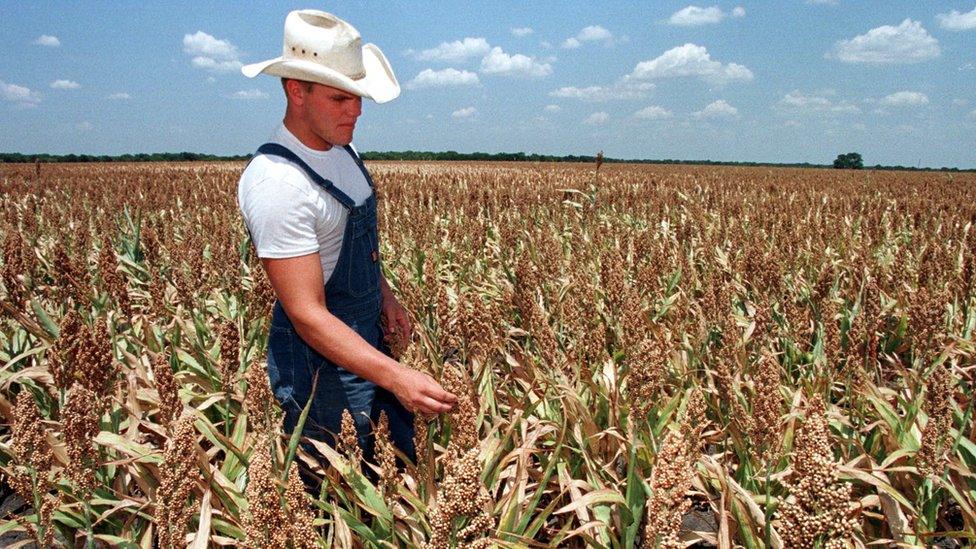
[282,116,333,151]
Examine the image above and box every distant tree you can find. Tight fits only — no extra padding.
[833,152,863,170]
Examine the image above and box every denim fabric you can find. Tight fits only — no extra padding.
[259,143,415,466]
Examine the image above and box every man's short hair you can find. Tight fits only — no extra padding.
[281,78,314,98]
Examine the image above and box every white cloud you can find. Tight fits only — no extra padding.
[562,25,614,48]
[961,63,975,71]
[694,99,738,118]
[880,91,929,107]
[183,30,238,59]
[549,81,654,102]
[228,89,268,100]
[50,79,80,90]
[407,37,490,62]
[76,121,93,131]
[544,104,561,112]
[406,68,480,89]
[511,27,534,37]
[183,31,243,73]
[830,19,939,64]
[190,56,243,73]
[634,106,673,119]
[777,90,860,114]
[452,106,477,119]
[732,6,746,17]
[0,80,41,107]
[107,92,131,100]
[953,98,969,106]
[937,7,976,31]
[481,47,552,77]
[583,111,609,125]
[627,43,753,85]
[970,109,976,119]
[578,25,613,41]
[33,35,60,47]
[668,6,726,26]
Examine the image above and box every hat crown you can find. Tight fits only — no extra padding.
[282,10,365,80]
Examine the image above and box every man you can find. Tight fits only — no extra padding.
[237,9,456,465]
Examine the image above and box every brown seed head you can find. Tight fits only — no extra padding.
[244,359,278,435]
[441,361,479,452]
[424,447,494,549]
[218,319,240,389]
[12,391,52,473]
[151,352,181,428]
[285,462,319,548]
[244,433,289,549]
[644,390,705,548]
[339,408,363,470]
[1,231,27,305]
[777,395,859,547]
[374,411,401,506]
[917,364,954,478]
[62,383,100,498]
[748,354,783,463]
[627,325,670,421]
[155,414,198,549]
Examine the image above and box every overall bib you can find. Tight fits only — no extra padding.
[257,142,415,467]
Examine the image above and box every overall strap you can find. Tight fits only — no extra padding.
[256,142,356,209]
[342,144,376,189]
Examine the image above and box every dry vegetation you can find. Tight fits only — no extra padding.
[0,160,975,547]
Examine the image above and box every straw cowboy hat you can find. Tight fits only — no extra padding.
[242,9,400,103]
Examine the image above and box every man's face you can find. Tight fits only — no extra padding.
[302,83,363,147]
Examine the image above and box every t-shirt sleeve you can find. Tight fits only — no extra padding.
[239,177,320,259]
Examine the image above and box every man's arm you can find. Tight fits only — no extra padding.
[262,253,456,414]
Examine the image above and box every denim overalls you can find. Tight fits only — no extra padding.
[256,142,415,465]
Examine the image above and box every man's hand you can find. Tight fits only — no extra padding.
[390,367,458,414]
[380,279,412,355]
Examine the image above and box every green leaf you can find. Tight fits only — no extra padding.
[838,465,916,511]
[30,299,59,338]
[510,428,565,536]
[281,370,317,483]
[865,392,917,450]
[195,416,248,463]
[336,507,386,546]
[554,489,626,515]
[94,534,141,548]
[623,443,647,547]
[94,432,160,463]
[305,438,393,527]
[221,413,249,480]
[936,478,976,527]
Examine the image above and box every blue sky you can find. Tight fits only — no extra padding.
[2,1,975,167]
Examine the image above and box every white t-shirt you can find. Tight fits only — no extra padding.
[237,124,372,283]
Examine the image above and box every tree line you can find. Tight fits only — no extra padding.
[0,151,970,172]
[0,152,251,163]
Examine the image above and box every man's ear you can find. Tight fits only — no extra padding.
[284,79,307,106]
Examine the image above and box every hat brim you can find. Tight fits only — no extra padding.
[241,43,399,104]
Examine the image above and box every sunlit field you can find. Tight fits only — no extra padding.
[1,160,975,547]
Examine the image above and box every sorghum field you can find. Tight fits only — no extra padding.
[1,160,975,548]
